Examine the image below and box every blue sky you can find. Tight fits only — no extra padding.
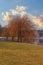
[0,0,43,15]
[0,0,43,30]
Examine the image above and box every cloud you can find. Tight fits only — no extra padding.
[20,11,27,17]
[11,6,27,16]
[2,6,27,21]
[2,12,4,16]
[16,6,26,11]
[2,6,43,30]
[2,12,12,21]
[11,10,19,15]
[32,16,43,28]
[40,15,43,17]
[29,14,43,29]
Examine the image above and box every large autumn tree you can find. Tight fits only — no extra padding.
[8,15,39,43]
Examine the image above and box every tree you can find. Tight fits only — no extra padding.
[0,25,2,37]
[2,27,9,40]
[8,15,39,43]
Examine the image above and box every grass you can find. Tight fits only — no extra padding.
[0,41,43,65]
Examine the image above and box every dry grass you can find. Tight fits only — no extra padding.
[0,41,43,65]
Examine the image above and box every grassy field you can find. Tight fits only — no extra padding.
[0,42,43,65]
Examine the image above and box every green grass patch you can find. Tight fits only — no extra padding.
[0,41,43,65]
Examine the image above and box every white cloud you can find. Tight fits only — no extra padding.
[40,15,43,17]
[11,6,27,16]
[11,10,19,15]
[2,12,4,16]
[16,6,26,11]
[2,6,43,30]
[32,16,43,27]
[2,12,11,21]
[20,11,27,17]
[28,14,43,29]
[2,6,27,21]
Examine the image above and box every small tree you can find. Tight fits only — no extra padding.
[2,27,9,40]
[0,25,2,37]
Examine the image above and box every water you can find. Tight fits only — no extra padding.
[39,39,43,45]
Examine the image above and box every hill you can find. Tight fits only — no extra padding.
[0,42,43,65]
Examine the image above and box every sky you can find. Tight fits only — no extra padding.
[0,0,43,30]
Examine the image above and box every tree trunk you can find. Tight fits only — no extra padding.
[12,37,14,41]
[18,21,22,42]
[6,37,8,41]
